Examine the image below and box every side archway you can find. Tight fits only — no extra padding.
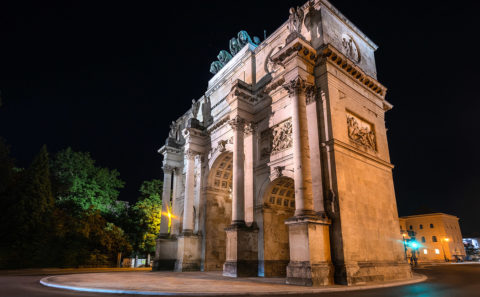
[204,152,233,271]
[262,177,295,276]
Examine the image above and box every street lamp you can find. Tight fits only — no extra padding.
[402,233,408,260]
[441,237,450,262]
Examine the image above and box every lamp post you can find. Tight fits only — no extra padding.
[402,233,408,260]
[441,237,450,262]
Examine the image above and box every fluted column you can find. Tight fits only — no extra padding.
[229,116,245,226]
[182,149,197,234]
[284,77,307,216]
[159,165,174,236]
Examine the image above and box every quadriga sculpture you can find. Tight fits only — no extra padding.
[218,50,233,65]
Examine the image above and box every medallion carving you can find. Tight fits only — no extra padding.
[346,112,376,150]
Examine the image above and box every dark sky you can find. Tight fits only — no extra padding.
[0,1,479,235]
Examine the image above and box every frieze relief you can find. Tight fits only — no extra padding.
[346,112,376,151]
[260,119,293,158]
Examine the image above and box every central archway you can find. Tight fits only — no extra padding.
[204,152,233,271]
[262,177,295,277]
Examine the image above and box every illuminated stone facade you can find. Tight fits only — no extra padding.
[400,213,466,262]
[154,0,411,286]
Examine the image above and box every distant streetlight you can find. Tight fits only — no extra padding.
[402,233,408,260]
[441,237,450,262]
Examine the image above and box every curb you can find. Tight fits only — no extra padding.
[40,273,427,296]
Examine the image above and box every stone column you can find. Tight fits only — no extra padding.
[153,164,177,271]
[159,165,173,236]
[175,149,201,271]
[284,77,308,216]
[223,116,258,277]
[229,116,246,226]
[182,149,196,233]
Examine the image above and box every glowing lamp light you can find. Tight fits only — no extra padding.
[410,242,418,248]
[444,238,450,242]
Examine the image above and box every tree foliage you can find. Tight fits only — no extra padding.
[127,180,162,255]
[50,147,125,216]
[0,142,132,268]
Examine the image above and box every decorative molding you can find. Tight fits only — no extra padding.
[162,164,175,173]
[185,149,200,159]
[305,85,317,105]
[263,77,285,95]
[228,116,245,132]
[270,166,285,180]
[283,76,313,96]
[244,122,256,136]
[346,112,376,151]
[320,45,386,98]
[206,115,229,134]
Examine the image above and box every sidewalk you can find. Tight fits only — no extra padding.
[40,271,427,296]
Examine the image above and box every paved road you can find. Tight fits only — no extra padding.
[1,264,479,297]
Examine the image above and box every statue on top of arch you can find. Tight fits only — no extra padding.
[210,30,261,75]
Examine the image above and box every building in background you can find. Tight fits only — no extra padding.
[399,213,466,262]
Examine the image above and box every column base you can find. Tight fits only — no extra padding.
[174,233,201,272]
[223,224,258,277]
[286,261,334,286]
[152,236,177,271]
[285,215,334,286]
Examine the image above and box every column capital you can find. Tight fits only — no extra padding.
[244,121,256,136]
[283,76,312,96]
[305,85,317,105]
[185,149,200,160]
[162,164,175,173]
[228,116,245,132]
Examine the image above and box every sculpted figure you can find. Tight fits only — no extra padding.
[217,50,233,65]
[191,99,200,119]
[210,61,223,74]
[253,36,261,45]
[169,121,177,138]
[229,37,242,55]
[237,30,253,48]
[288,6,304,34]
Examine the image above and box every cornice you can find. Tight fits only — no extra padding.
[319,44,388,100]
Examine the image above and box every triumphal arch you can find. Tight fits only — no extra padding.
[154,0,411,286]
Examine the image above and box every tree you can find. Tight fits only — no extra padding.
[50,147,125,216]
[1,145,55,267]
[129,179,162,256]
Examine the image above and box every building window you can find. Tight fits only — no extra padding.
[432,236,438,242]
[409,225,413,230]
[435,249,440,254]
[430,223,434,228]
[420,224,423,229]
[423,249,428,254]
[422,237,426,243]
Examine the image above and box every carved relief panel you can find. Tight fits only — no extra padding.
[260,119,293,158]
[346,112,376,151]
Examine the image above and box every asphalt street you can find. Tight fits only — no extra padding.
[0,264,479,297]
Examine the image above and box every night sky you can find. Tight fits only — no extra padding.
[1,1,479,235]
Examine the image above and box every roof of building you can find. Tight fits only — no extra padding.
[399,212,459,220]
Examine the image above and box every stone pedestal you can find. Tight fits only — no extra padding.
[223,224,258,277]
[286,216,333,286]
[174,233,201,272]
[152,236,177,271]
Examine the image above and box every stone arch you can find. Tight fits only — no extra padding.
[204,151,233,271]
[262,176,295,277]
